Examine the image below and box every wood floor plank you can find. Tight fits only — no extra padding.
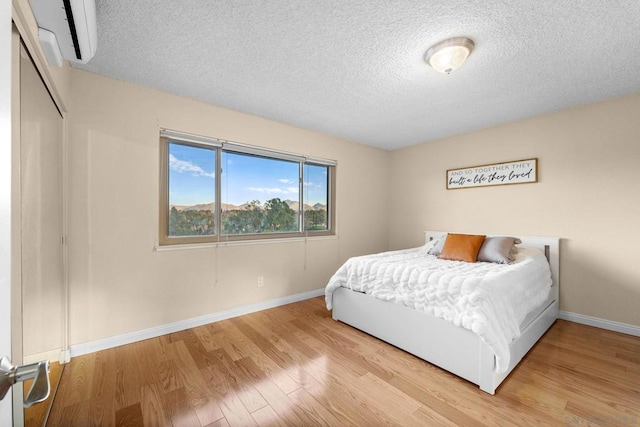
[54,399,91,427]
[286,387,344,426]
[200,364,257,427]
[233,356,321,426]
[53,352,95,408]
[160,387,201,427]
[214,320,302,394]
[114,402,143,427]
[403,404,462,427]
[169,340,225,425]
[285,350,410,426]
[207,348,268,413]
[174,329,218,369]
[204,418,231,427]
[236,344,377,426]
[290,316,396,381]
[298,368,381,426]
[140,383,171,426]
[144,332,174,365]
[46,297,640,426]
[234,316,317,389]
[230,317,297,371]
[545,363,639,410]
[193,325,223,353]
[247,325,327,392]
[250,405,287,427]
[157,358,183,394]
[114,344,142,411]
[356,372,421,420]
[388,375,486,426]
[528,341,639,390]
[213,321,251,362]
[137,336,181,396]
[87,349,117,427]
[600,329,640,349]
[564,399,640,426]
[132,341,159,388]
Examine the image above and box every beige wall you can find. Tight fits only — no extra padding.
[389,92,640,327]
[67,69,389,346]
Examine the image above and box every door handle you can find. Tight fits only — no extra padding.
[0,356,51,407]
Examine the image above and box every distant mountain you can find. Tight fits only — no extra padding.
[171,200,326,212]
[171,202,242,212]
[284,199,326,211]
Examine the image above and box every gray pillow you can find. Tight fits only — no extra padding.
[428,235,447,256]
[477,236,522,264]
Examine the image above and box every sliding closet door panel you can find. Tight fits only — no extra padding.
[20,45,64,359]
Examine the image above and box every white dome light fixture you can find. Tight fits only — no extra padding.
[425,37,475,74]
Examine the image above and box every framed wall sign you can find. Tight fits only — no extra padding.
[446,158,538,190]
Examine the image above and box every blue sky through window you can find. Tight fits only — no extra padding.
[169,143,215,207]
[222,152,298,206]
[168,142,328,207]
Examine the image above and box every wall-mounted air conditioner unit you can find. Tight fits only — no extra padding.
[29,0,97,67]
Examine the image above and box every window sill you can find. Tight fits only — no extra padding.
[153,234,339,252]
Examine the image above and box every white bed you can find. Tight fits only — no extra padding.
[327,230,559,394]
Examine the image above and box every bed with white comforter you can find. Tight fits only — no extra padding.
[325,244,552,373]
[326,231,560,394]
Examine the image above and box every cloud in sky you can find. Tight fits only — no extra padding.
[247,186,299,195]
[278,178,293,184]
[169,154,214,178]
[303,181,323,189]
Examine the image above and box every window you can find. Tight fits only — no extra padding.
[159,130,335,245]
[167,142,216,238]
[304,163,330,231]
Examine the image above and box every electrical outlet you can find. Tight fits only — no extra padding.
[257,276,264,287]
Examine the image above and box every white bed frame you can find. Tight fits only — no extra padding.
[331,230,560,394]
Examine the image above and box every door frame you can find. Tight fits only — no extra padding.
[0,3,15,425]
[10,22,23,427]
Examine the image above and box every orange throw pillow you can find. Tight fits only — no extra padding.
[438,233,486,263]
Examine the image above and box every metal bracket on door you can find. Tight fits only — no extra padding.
[0,356,50,407]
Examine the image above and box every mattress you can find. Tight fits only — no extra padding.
[325,244,553,373]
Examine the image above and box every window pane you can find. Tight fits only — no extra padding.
[221,151,299,234]
[304,164,329,231]
[168,142,216,236]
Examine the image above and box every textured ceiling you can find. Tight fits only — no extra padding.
[75,1,640,150]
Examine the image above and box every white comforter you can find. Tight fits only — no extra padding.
[325,244,552,373]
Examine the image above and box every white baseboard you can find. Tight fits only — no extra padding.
[60,348,70,364]
[559,311,640,337]
[23,349,67,365]
[70,288,325,358]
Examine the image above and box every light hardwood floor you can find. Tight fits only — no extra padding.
[47,297,640,426]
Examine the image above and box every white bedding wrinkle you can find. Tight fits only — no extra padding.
[325,245,552,374]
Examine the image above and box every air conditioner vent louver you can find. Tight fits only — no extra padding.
[62,0,82,60]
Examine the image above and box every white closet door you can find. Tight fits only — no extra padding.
[20,44,64,362]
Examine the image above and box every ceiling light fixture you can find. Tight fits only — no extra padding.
[425,37,475,75]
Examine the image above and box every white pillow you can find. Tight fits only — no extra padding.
[477,236,522,264]
[427,235,447,256]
